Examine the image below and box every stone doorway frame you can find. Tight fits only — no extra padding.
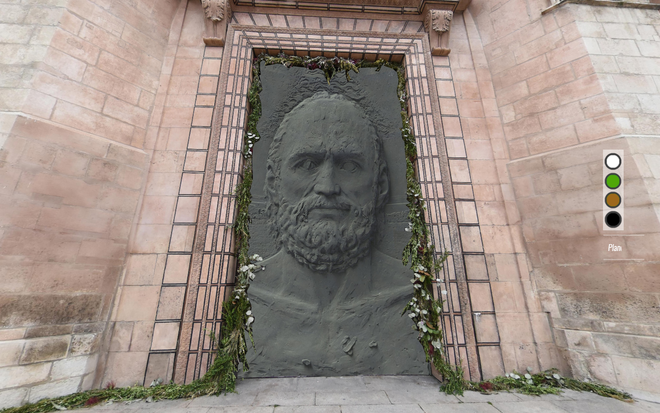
[162,14,497,384]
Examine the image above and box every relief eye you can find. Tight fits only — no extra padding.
[340,161,361,173]
[296,159,318,171]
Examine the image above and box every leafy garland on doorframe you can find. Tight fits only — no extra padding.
[0,56,635,413]
[203,53,464,394]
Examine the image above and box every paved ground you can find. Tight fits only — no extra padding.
[89,376,660,413]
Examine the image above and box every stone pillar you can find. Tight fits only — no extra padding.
[424,10,453,56]
[201,0,231,47]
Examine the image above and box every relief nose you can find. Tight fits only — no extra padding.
[313,163,341,196]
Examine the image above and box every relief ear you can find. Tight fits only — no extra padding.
[264,163,279,205]
[376,163,390,209]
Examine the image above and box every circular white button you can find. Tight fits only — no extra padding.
[605,153,621,169]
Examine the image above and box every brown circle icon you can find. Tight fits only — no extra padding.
[605,192,621,208]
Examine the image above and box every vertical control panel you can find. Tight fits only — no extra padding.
[603,150,624,231]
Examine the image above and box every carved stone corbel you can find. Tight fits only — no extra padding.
[424,10,453,56]
[201,0,231,47]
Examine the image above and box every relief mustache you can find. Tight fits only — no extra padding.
[294,196,353,220]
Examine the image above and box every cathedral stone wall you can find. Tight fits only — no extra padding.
[0,0,180,407]
[469,0,660,396]
[1,0,659,407]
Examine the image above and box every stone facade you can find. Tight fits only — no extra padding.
[469,0,660,396]
[0,0,659,407]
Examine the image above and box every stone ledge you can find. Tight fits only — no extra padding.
[232,0,472,15]
[543,0,660,14]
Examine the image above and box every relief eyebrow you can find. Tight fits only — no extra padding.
[333,151,366,162]
[289,149,326,159]
[287,151,325,165]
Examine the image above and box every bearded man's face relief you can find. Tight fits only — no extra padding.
[265,92,389,273]
[245,70,426,378]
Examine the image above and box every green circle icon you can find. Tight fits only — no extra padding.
[605,173,621,189]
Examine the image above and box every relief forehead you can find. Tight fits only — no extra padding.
[277,97,376,151]
[284,96,371,130]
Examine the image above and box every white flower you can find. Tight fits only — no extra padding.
[246,316,254,326]
[524,373,532,379]
[248,264,256,270]
[257,256,263,262]
[246,310,252,316]
[248,272,255,280]
[408,313,416,319]
[240,266,249,272]
[413,284,421,289]
[432,339,442,349]
[421,310,428,315]
[416,321,428,332]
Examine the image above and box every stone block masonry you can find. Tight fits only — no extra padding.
[0,0,181,407]
[1,0,660,407]
[469,0,660,397]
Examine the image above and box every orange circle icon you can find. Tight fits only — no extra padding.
[605,192,621,208]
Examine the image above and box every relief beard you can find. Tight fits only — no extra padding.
[272,195,377,273]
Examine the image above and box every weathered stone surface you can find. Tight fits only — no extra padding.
[0,388,28,409]
[0,341,24,367]
[592,333,660,361]
[72,322,106,334]
[556,292,660,323]
[28,377,81,403]
[610,355,660,394]
[69,334,101,356]
[0,295,103,327]
[24,324,73,339]
[51,355,92,380]
[0,363,51,390]
[19,336,70,364]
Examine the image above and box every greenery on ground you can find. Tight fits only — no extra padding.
[1,380,219,413]
[467,369,633,402]
[0,369,633,413]
[0,54,633,413]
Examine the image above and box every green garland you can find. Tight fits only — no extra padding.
[201,53,462,392]
[202,58,264,393]
[0,54,633,413]
[467,369,632,401]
